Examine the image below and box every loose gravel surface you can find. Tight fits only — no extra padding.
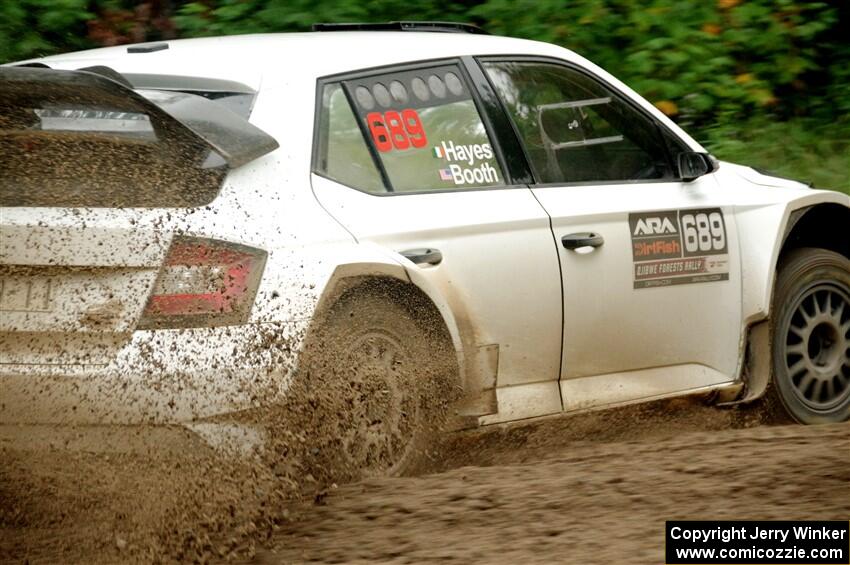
[2,400,848,564]
[257,423,849,564]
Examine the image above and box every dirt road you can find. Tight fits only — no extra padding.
[2,401,848,564]
[256,406,849,564]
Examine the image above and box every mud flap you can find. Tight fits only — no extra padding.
[452,344,498,425]
[718,320,771,405]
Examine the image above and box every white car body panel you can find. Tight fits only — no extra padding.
[2,32,848,435]
[312,174,563,412]
[532,174,744,406]
[714,163,850,324]
[559,364,733,412]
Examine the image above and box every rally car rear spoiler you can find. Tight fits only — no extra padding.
[0,66,278,169]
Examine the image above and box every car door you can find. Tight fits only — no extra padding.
[310,61,564,423]
[480,58,744,411]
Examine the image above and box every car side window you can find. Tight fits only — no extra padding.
[482,61,675,184]
[315,84,386,193]
[316,64,505,194]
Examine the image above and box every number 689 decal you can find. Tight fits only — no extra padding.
[680,211,727,255]
[681,212,726,254]
[366,109,427,153]
[629,207,729,288]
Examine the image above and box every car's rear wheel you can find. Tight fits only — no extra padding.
[294,284,458,480]
[770,248,850,424]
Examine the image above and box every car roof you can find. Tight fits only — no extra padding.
[18,32,570,90]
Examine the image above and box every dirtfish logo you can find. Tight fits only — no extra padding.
[633,217,677,236]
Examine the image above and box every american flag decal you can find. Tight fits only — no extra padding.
[439,168,453,181]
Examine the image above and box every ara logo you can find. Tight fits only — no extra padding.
[633,216,677,236]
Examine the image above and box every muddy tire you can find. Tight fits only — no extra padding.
[769,248,850,424]
[293,284,458,481]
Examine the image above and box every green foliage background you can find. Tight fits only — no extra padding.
[1,0,847,191]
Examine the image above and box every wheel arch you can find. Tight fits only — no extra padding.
[779,202,850,262]
[735,200,850,404]
[308,262,468,389]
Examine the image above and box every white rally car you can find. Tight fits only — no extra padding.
[2,22,848,469]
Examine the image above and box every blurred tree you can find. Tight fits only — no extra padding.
[471,0,840,127]
[0,0,847,178]
[0,0,93,62]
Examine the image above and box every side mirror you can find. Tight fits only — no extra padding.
[678,152,719,182]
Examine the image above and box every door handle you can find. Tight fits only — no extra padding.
[401,248,443,265]
[561,232,604,250]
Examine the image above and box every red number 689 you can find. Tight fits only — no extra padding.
[366,109,427,152]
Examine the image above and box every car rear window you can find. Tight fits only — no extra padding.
[126,73,258,120]
[315,63,505,193]
[0,108,226,208]
[0,72,262,208]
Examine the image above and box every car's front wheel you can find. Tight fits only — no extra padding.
[770,248,850,424]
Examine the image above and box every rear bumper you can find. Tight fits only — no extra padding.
[0,320,307,425]
[0,421,266,456]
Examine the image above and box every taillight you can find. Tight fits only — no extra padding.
[138,236,267,329]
